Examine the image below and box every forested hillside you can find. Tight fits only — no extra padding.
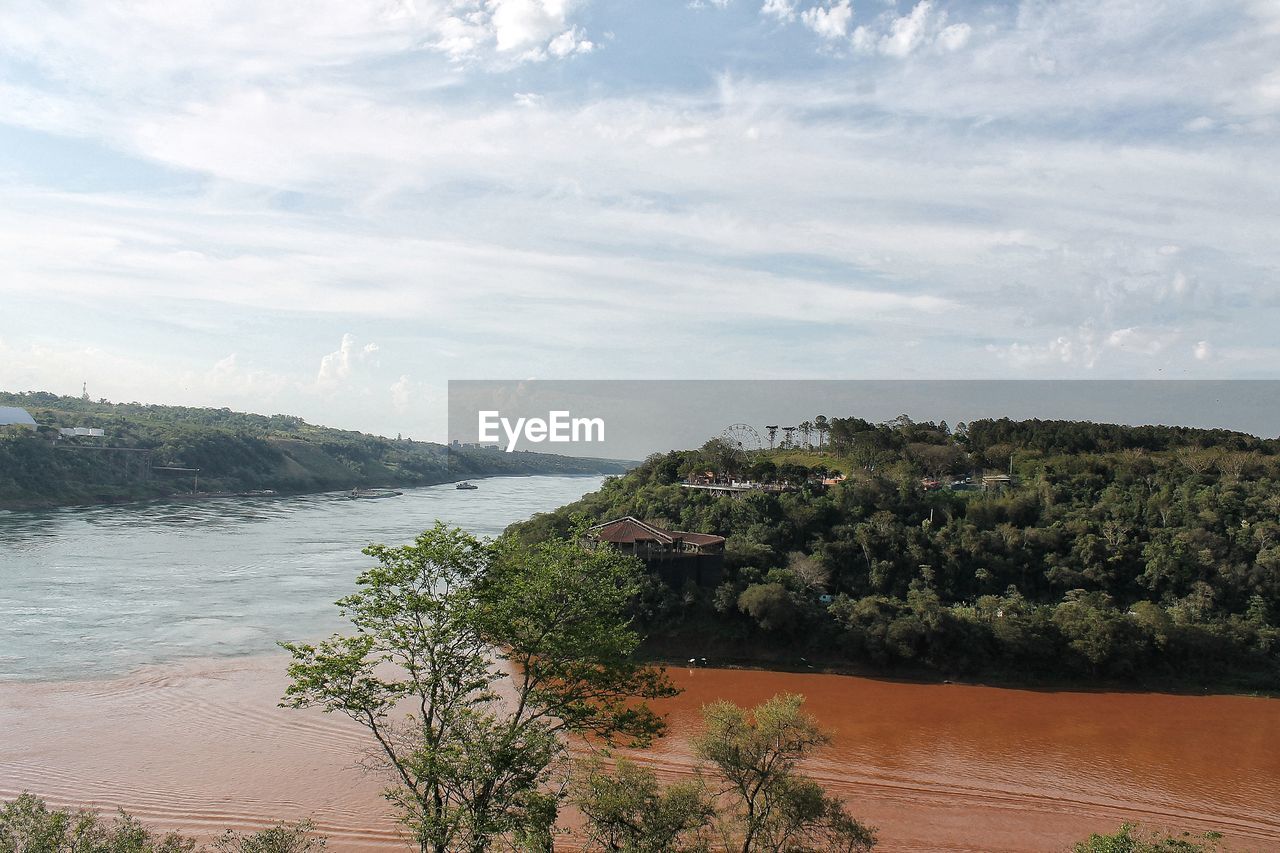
[511,416,1280,690]
[0,391,627,508]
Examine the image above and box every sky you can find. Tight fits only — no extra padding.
[1,0,1278,440]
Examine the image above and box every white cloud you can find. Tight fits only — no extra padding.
[879,1,932,58]
[645,123,710,147]
[390,374,414,411]
[850,24,874,52]
[800,1,853,41]
[761,0,797,23]
[316,334,379,387]
[205,353,290,397]
[489,0,583,53]
[1193,340,1213,361]
[0,0,596,83]
[547,26,593,57]
[935,22,970,52]
[1106,327,1171,356]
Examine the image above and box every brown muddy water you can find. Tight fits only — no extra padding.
[1,655,1276,852]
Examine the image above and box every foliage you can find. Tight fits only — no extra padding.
[211,821,326,853]
[0,794,325,853]
[571,759,715,853]
[0,391,626,508]
[0,793,196,853]
[280,524,674,853]
[508,415,1280,688]
[575,695,875,853]
[694,694,875,853]
[1073,823,1223,852]
[736,584,801,634]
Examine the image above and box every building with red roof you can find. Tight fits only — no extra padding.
[587,516,725,586]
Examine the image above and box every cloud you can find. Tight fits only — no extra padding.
[986,324,1198,372]
[1,0,1278,439]
[761,0,797,23]
[0,0,596,84]
[206,353,290,397]
[1193,340,1213,361]
[489,0,588,55]
[547,26,594,58]
[0,339,292,411]
[390,374,414,411]
[1105,327,1173,356]
[778,0,972,58]
[879,1,932,58]
[935,22,970,52]
[800,1,853,41]
[316,334,379,387]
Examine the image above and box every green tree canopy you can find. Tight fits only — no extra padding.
[280,523,675,853]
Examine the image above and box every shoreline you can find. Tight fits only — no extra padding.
[8,641,1276,699]
[0,470,611,514]
[638,651,1280,700]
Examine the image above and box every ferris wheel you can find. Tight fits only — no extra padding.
[721,423,762,451]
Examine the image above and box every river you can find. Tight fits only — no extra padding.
[1,476,1277,851]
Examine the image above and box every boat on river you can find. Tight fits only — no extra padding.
[348,488,403,499]
[455,481,478,490]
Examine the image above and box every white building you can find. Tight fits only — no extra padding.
[59,427,106,437]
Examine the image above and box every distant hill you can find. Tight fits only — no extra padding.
[0,391,630,509]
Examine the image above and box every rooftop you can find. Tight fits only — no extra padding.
[588,516,725,548]
[0,407,37,428]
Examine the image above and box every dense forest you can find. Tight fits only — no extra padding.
[511,415,1280,691]
[0,392,627,508]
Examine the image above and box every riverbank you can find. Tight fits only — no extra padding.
[639,633,1280,699]
[0,468,613,512]
[3,654,1276,852]
[0,392,631,512]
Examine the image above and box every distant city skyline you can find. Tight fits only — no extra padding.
[2,1,1278,442]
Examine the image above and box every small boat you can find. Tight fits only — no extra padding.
[455,481,478,490]
[349,488,403,499]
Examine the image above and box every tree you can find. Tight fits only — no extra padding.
[694,694,876,853]
[213,821,327,853]
[813,416,829,449]
[697,439,747,479]
[571,759,716,853]
[907,443,965,479]
[281,523,675,853]
[788,551,830,592]
[0,795,327,853]
[737,583,800,633]
[0,794,198,853]
[1073,823,1222,852]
